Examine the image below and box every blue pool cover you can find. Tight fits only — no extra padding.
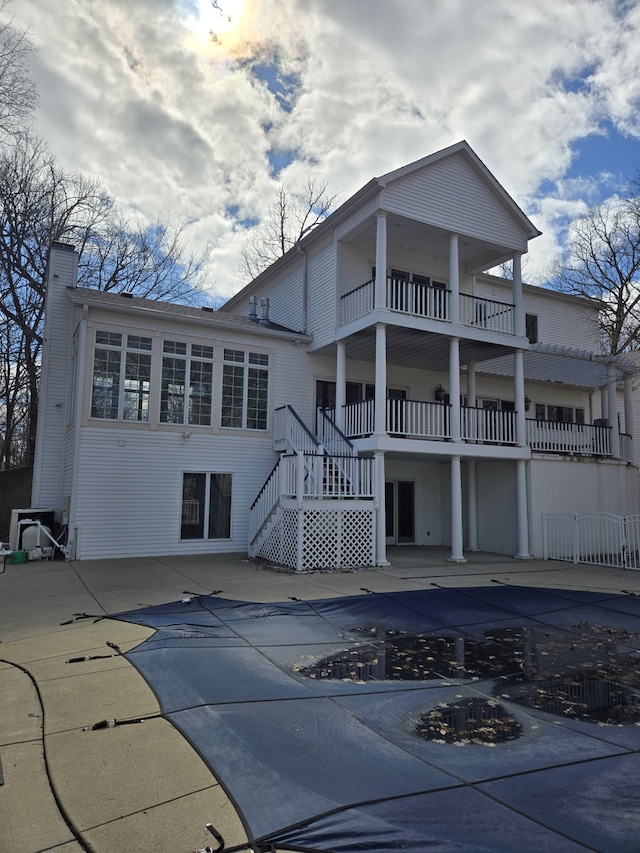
[116,586,640,852]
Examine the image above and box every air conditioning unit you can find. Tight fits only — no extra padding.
[9,508,55,551]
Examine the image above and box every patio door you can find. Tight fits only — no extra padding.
[385,480,415,544]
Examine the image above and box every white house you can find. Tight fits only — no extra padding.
[31,141,640,567]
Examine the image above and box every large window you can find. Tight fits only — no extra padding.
[160,340,214,426]
[91,331,152,421]
[221,349,269,430]
[181,472,232,539]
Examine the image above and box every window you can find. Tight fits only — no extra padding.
[160,340,214,426]
[535,404,585,424]
[181,472,232,539]
[91,331,152,421]
[221,349,269,430]
[525,314,538,344]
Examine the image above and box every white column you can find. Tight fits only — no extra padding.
[450,337,461,441]
[449,234,460,324]
[624,375,634,440]
[466,360,476,407]
[514,349,526,446]
[600,385,608,421]
[607,363,620,458]
[515,459,531,559]
[374,323,387,435]
[375,213,387,310]
[449,455,466,562]
[335,341,346,432]
[375,451,389,566]
[467,461,479,551]
[513,253,525,338]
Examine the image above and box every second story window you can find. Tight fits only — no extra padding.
[221,349,269,430]
[525,314,538,344]
[91,331,152,421]
[160,340,214,426]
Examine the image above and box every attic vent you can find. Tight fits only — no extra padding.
[201,305,214,313]
[120,291,134,299]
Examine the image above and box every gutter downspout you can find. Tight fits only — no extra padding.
[67,303,88,560]
[296,244,308,332]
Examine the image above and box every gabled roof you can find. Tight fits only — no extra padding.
[223,140,541,310]
[377,140,541,241]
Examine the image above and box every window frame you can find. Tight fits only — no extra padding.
[180,471,232,540]
[160,339,214,427]
[221,348,270,431]
[90,330,152,422]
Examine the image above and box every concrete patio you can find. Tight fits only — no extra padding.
[2,548,640,852]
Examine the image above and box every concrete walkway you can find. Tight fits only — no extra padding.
[2,549,639,852]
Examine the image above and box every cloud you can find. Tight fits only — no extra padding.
[12,0,640,296]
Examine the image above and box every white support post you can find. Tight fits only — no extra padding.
[449,337,461,441]
[624,375,634,441]
[466,360,476,407]
[336,341,346,432]
[607,363,620,458]
[375,323,387,436]
[449,234,460,325]
[375,213,387,310]
[515,459,531,559]
[375,451,389,566]
[449,455,466,562]
[514,349,526,446]
[295,450,305,572]
[467,461,479,551]
[296,450,305,506]
[513,253,525,338]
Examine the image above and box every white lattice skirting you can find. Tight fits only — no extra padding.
[256,503,375,571]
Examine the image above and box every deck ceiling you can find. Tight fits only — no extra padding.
[344,213,517,273]
[342,326,515,371]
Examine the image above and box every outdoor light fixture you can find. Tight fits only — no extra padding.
[435,384,446,402]
[524,396,531,411]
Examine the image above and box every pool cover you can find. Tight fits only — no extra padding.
[116,586,640,852]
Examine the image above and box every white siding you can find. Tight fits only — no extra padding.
[73,429,276,559]
[474,275,600,350]
[31,245,79,514]
[262,264,305,331]
[528,458,640,558]
[382,153,528,251]
[307,241,337,348]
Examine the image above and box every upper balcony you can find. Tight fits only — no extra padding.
[340,276,515,337]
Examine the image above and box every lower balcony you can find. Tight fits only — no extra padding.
[325,400,625,459]
[328,399,518,445]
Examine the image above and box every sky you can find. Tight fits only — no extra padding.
[11,0,640,301]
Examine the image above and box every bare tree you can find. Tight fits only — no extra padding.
[238,178,337,280]
[0,1,37,139]
[0,133,209,467]
[549,194,640,355]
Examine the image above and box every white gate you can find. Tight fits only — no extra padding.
[543,513,640,570]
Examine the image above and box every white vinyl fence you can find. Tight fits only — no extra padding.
[543,512,640,570]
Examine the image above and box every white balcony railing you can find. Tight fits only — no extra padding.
[461,406,517,444]
[459,293,514,334]
[526,420,611,457]
[387,398,450,438]
[339,277,515,335]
